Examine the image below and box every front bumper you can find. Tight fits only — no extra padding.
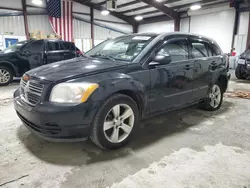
[14,89,100,141]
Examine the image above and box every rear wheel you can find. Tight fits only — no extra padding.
[0,66,13,86]
[235,66,246,79]
[200,82,223,111]
[90,94,139,149]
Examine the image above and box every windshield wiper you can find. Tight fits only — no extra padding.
[90,54,116,61]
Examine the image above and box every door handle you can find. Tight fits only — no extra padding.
[184,65,193,70]
[34,56,38,60]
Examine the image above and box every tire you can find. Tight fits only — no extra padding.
[0,66,13,86]
[90,94,139,150]
[235,66,245,79]
[200,82,223,111]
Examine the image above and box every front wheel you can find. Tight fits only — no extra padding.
[90,94,139,149]
[200,83,223,111]
[0,66,13,86]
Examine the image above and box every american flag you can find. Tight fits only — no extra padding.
[47,0,73,42]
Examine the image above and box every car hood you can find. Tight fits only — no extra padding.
[27,57,128,82]
[0,51,15,56]
[240,50,250,60]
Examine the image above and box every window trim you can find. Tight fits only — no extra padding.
[188,38,211,59]
[143,37,192,69]
[155,37,190,64]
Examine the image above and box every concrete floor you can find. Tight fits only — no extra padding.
[0,72,250,188]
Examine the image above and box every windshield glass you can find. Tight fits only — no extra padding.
[3,41,28,53]
[85,35,155,62]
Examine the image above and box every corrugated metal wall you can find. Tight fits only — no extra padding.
[94,25,123,40]
[27,15,53,34]
[73,18,124,40]
[73,19,91,39]
[0,16,25,35]
[0,15,124,42]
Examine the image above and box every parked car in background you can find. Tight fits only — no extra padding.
[0,39,82,86]
[235,46,250,79]
[14,32,230,149]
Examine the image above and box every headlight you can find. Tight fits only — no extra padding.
[50,82,99,103]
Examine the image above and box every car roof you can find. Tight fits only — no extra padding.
[127,32,217,44]
[28,39,72,43]
[161,32,216,43]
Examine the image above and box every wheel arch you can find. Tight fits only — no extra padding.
[90,78,148,118]
[0,61,16,76]
[113,89,145,118]
[217,75,228,93]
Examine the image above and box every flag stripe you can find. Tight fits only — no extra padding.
[65,1,68,41]
[47,0,73,42]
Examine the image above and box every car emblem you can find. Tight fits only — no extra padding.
[23,74,30,81]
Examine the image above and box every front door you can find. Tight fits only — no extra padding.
[23,40,44,70]
[188,38,219,100]
[149,38,195,113]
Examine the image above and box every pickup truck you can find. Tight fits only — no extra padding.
[0,39,82,86]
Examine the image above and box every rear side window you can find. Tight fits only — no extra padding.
[158,40,189,62]
[70,43,77,51]
[60,41,71,50]
[207,45,213,56]
[211,44,222,56]
[47,41,60,51]
[191,42,208,58]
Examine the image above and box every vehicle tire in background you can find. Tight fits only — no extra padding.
[90,94,139,150]
[235,66,246,79]
[0,66,13,86]
[200,82,223,111]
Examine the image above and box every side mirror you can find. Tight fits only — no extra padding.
[149,54,172,68]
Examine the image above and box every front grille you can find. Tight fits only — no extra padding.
[20,79,44,106]
[17,112,61,135]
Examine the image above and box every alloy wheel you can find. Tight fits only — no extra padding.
[209,85,221,108]
[103,104,135,143]
[0,69,10,84]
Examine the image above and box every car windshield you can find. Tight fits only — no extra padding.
[2,41,28,53]
[85,35,155,62]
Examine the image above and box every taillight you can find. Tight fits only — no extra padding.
[76,50,83,55]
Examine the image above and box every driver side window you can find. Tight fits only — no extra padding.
[157,40,189,63]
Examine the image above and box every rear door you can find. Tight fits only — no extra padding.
[60,41,76,60]
[189,38,222,99]
[45,41,62,64]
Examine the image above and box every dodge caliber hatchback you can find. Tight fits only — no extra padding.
[14,33,230,149]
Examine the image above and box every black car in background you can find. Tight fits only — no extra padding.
[14,32,230,149]
[0,39,82,86]
[235,46,250,79]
